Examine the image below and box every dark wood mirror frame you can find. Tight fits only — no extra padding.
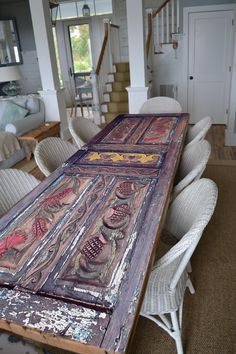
[0,17,23,67]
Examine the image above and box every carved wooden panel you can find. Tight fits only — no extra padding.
[89,115,179,151]
[0,113,189,354]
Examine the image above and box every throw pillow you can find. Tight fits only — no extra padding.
[26,97,40,114]
[0,101,28,130]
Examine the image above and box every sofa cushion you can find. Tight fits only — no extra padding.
[0,101,28,130]
[26,97,40,114]
[11,97,28,108]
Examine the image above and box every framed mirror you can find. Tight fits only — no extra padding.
[0,17,23,67]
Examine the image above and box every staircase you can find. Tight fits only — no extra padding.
[101,62,130,124]
[153,0,180,53]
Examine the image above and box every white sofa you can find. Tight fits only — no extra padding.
[0,96,45,168]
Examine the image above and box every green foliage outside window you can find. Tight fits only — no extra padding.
[70,24,92,73]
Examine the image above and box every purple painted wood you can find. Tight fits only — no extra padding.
[0,113,189,353]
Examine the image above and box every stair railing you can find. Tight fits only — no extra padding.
[153,0,179,51]
[92,19,120,124]
[146,9,154,96]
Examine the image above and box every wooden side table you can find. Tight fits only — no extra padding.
[18,122,60,160]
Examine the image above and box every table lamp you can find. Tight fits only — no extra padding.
[0,65,23,96]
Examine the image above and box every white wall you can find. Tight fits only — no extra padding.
[112,0,129,62]
[142,0,236,109]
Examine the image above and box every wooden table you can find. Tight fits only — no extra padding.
[0,113,188,354]
[18,122,60,160]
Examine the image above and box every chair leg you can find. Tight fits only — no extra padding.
[187,277,195,294]
[70,104,74,117]
[170,311,184,354]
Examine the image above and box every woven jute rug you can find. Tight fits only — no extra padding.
[130,163,236,354]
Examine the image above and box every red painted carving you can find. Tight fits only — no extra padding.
[0,231,26,256]
[42,187,73,211]
[32,218,48,239]
[102,118,139,143]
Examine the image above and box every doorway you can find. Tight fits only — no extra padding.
[183,5,235,124]
[65,19,93,94]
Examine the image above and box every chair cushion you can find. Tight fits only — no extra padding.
[0,101,28,130]
[26,97,40,114]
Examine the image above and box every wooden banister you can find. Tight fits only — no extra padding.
[95,22,120,76]
[96,22,109,76]
[110,24,120,29]
[153,0,171,18]
[146,12,153,58]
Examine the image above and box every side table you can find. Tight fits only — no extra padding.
[18,122,60,160]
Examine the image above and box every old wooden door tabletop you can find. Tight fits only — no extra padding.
[0,113,188,354]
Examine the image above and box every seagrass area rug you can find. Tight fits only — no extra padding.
[130,163,236,354]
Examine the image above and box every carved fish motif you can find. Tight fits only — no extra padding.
[116,181,136,199]
[81,236,106,261]
[103,203,131,229]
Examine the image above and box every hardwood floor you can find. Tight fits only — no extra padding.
[14,125,236,180]
[206,125,236,160]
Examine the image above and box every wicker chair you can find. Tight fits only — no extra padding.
[186,116,212,148]
[34,137,77,177]
[68,116,101,149]
[172,140,211,199]
[140,178,218,354]
[139,97,182,114]
[0,169,39,218]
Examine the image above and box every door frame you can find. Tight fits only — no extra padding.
[182,4,236,121]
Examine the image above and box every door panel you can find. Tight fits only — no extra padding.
[188,10,234,124]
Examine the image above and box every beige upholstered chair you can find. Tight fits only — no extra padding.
[141,178,218,354]
[186,116,212,148]
[34,137,77,177]
[139,97,182,114]
[172,140,211,199]
[68,116,101,149]
[0,169,39,218]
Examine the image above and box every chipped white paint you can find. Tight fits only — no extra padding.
[0,289,107,344]
[103,231,137,305]
[73,286,100,299]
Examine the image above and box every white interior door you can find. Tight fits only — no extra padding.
[188,10,234,124]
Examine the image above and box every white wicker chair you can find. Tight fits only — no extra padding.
[68,116,101,149]
[172,140,211,199]
[0,169,39,218]
[186,116,212,148]
[34,137,77,177]
[140,178,218,354]
[139,97,182,114]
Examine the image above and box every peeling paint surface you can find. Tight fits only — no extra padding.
[0,289,108,345]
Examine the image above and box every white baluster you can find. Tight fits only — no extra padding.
[177,0,180,33]
[161,8,164,44]
[171,0,174,34]
[166,3,169,43]
[156,13,160,50]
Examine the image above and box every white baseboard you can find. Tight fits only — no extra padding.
[225,130,236,146]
